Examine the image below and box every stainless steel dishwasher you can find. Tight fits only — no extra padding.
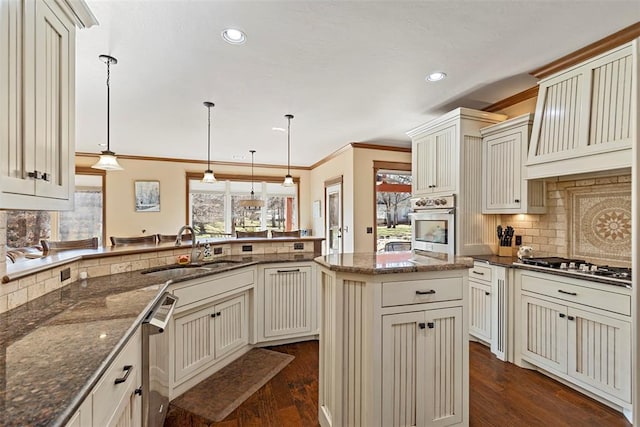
[142,292,177,427]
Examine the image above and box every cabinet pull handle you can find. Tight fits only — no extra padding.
[415,290,436,295]
[472,270,484,275]
[514,199,520,203]
[567,316,575,321]
[211,313,217,318]
[114,365,133,385]
[28,170,42,180]
[559,313,566,318]
[485,291,490,296]
[277,269,300,273]
[558,290,577,296]
[134,387,143,396]
[427,322,435,329]
[418,322,426,329]
[216,311,221,317]
[41,172,50,182]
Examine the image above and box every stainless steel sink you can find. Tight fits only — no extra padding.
[142,266,213,278]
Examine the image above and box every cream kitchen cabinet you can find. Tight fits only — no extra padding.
[411,124,456,195]
[481,114,546,214]
[258,263,317,341]
[318,265,469,427]
[468,276,492,343]
[0,0,96,210]
[517,270,631,410]
[526,41,637,179]
[382,306,464,427]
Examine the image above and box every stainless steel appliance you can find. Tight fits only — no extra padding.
[518,257,632,286]
[410,195,455,256]
[143,292,178,427]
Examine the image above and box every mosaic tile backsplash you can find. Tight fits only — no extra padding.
[501,173,631,267]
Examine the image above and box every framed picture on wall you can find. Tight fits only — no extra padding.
[134,180,160,212]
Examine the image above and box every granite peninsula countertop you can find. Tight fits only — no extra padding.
[0,252,317,427]
[314,251,474,274]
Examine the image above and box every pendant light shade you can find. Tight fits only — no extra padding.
[202,101,216,183]
[283,114,294,186]
[240,150,265,210]
[92,54,123,171]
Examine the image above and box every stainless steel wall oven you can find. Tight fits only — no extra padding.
[410,195,455,256]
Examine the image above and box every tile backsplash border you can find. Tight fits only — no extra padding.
[501,173,631,266]
[0,240,316,314]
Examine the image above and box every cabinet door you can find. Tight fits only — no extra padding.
[107,377,142,427]
[567,307,631,403]
[33,0,73,200]
[431,125,456,195]
[520,295,567,373]
[263,266,313,338]
[483,132,522,211]
[382,311,426,427]
[174,307,215,382]
[469,280,491,342]
[424,306,463,427]
[213,293,248,360]
[0,0,34,196]
[412,134,435,195]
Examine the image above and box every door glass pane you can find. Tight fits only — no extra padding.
[328,192,339,251]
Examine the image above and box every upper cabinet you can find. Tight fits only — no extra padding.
[408,108,506,197]
[526,42,637,179]
[0,0,97,210]
[481,114,546,214]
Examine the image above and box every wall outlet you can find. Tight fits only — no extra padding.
[515,235,522,246]
[242,245,253,252]
[60,267,71,282]
[366,227,373,234]
[294,242,304,250]
[213,247,223,255]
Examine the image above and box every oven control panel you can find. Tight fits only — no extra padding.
[411,195,455,210]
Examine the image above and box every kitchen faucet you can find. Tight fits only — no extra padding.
[175,225,200,265]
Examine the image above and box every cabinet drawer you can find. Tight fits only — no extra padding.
[521,274,630,316]
[173,269,254,308]
[382,277,463,307]
[92,329,141,427]
[469,264,492,283]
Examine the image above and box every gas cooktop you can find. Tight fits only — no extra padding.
[518,257,632,285]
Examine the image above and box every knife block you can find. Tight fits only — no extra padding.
[498,246,513,257]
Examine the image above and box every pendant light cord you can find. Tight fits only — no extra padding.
[207,105,211,170]
[106,59,111,152]
[250,150,256,196]
[287,115,292,175]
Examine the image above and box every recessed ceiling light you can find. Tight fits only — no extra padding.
[222,28,246,44]
[232,154,246,160]
[98,143,107,147]
[272,127,286,132]
[426,71,447,82]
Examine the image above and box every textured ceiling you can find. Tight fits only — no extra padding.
[75,1,640,167]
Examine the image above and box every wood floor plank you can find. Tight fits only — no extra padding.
[166,340,630,427]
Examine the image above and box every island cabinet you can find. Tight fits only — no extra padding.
[168,268,255,397]
[0,0,96,210]
[526,41,637,179]
[515,270,632,415]
[256,262,318,342]
[317,266,469,427]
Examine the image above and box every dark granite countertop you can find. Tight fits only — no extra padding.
[314,251,474,274]
[472,254,520,268]
[0,253,317,427]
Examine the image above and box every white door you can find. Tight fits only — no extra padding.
[325,182,342,254]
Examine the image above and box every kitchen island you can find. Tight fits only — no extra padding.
[315,251,473,427]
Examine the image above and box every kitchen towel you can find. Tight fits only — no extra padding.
[167,348,294,423]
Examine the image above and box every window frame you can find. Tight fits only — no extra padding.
[185,172,300,234]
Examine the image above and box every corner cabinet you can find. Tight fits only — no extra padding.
[526,41,637,179]
[515,270,632,413]
[0,0,96,210]
[318,266,469,427]
[407,108,507,255]
[480,114,546,214]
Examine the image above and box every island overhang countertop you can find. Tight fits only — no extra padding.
[314,251,474,274]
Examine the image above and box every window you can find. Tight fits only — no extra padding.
[5,170,105,248]
[373,162,412,252]
[188,173,298,237]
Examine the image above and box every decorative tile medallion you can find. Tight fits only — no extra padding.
[569,184,631,264]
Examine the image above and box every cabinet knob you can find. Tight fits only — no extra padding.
[418,322,426,329]
[134,387,143,396]
[427,322,435,329]
[559,313,566,318]
[216,311,221,317]
[211,313,217,318]
[514,199,520,203]
[485,291,490,296]
[567,315,575,321]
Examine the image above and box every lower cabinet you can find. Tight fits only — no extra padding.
[260,263,316,341]
[382,307,463,427]
[173,292,248,383]
[468,280,491,343]
[517,270,632,408]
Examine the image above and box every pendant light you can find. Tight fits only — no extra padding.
[92,54,123,171]
[202,101,216,183]
[282,114,294,186]
[239,150,265,210]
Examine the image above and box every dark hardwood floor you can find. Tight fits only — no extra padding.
[165,340,631,427]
